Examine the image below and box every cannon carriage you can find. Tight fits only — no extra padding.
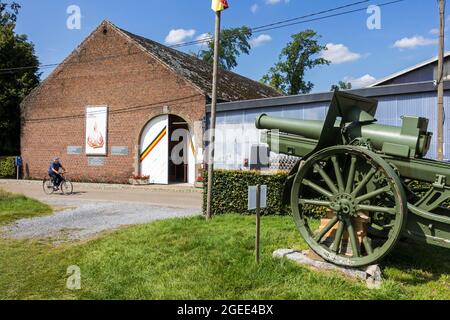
[255,91,450,267]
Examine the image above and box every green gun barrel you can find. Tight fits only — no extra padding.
[255,114,324,140]
[255,113,432,158]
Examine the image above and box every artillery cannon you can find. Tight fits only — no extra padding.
[255,91,450,267]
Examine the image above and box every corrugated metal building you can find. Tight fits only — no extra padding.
[370,52,450,86]
[209,81,450,169]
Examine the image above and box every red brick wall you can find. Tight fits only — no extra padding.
[21,22,206,183]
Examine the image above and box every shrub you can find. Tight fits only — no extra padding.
[202,170,450,216]
[0,157,16,178]
[203,170,290,216]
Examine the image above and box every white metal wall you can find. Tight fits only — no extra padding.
[375,92,450,160]
[213,92,450,169]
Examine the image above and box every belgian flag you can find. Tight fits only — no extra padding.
[211,0,229,12]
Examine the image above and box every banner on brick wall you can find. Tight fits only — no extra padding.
[85,106,108,156]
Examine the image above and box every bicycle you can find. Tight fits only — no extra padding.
[43,172,73,195]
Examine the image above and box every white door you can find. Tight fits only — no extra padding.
[187,129,196,184]
[140,115,169,184]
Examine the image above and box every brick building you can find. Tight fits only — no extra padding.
[21,20,280,184]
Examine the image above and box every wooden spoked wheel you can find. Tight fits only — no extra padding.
[291,146,407,267]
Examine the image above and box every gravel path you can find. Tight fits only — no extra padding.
[2,198,200,241]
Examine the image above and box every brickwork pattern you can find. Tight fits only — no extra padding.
[21,22,206,183]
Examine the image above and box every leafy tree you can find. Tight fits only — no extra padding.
[197,26,252,71]
[0,2,40,155]
[331,81,352,91]
[262,30,329,95]
[0,1,19,25]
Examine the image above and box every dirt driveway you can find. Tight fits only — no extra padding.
[0,180,202,241]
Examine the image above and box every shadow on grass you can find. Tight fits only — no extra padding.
[381,239,450,285]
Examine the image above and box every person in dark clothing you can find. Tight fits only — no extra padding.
[48,157,66,190]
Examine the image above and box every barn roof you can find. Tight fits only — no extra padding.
[114,23,282,102]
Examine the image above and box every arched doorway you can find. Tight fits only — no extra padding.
[140,114,196,184]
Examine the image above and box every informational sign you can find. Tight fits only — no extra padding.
[88,157,105,166]
[15,156,22,167]
[15,156,22,180]
[86,106,108,155]
[248,185,267,210]
[67,146,82,155]
[250,144,270,170]
[111,146,129,156]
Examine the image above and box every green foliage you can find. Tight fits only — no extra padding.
[0,156,15,177]
[0,189,52,225]
[262,29,329,95]
[203,170,289,216]
[331,81,352,91]
[197,26,252,71]
[0,2,40,155]
[0,2,20,26]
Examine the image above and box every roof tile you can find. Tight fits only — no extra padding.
[119,27,282,101]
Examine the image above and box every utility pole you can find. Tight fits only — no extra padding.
[437,0,445,161]
[206,1,228,219]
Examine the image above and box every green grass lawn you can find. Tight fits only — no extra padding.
[0,200,449,299]
[0,189,52,226]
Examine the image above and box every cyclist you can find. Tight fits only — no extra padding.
[48,157,66,191]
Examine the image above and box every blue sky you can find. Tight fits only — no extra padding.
[14,0,445,92]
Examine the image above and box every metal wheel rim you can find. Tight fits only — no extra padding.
[291,145,407,267]
[42,179,54,195]
[60,181,73,195]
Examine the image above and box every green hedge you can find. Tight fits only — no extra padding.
[203,170,450,216]
[203,170,289,216]
[0,157,16,178]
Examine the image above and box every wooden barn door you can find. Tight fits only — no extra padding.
[140,115,169,184]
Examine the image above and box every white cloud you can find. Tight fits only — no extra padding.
[343,74,376,88]
[321,43,362,64]
[266,0,290,5]
[164,28,196,45]
[393,36,438,49]
[195,33,212,47]
[251,4,259,13]
[430,15,450,34]
[250,34,272,47]
[430,28,439,35]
